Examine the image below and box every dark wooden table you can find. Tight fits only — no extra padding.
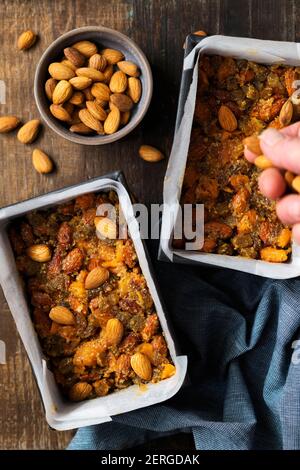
[0,0,297,450]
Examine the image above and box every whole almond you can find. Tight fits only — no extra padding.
[60,59,77,72]
[79,108,104,133]
[103,64,114,83]
[292,175,300,193]
[64,102,74,116]
[32,149,53,174]
[0,116,20,133]
[69,91,85,106]
[91,82,111,101]
[49,306,75,325]
[69,382,92,402]
[27,244,51,262]
[96,98,109,108]
[104,318,124,346]
[70,123,93,134]
[76,67,105,82]
[45,78,57,101]
[89,54,107,71]
[109,71,128,93]
[17,119,40,144]
[110,93,133,112]
[279,99,293,126]
[127,77,142,103]
[86,101,107,121]
[104,107,121,134]
[120,111,130,126]
[218,105,237,132]
[69,76,92,90]
[117,60,140,77]
[254,155,273,169]
[85,266,110,289]
[52,80,73,105]
[48,62,75,80]
[139,145,165,162]
[95,216,117,239]
[130,352,152,381]
[243,135,262,155]
[50,104,72,122]
[83,87,94,101]
[73,40,98,57]
[17,30,37,50]
[101,48,124,64]
[64,46,86,67]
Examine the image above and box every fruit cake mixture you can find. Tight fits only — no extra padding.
[179,54,295,262]
[9,191,175,402]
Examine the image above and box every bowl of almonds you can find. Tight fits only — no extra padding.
[34,26,152,145]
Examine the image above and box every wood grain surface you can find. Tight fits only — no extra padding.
[0,0,297,450]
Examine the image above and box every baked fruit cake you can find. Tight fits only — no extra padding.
[179,55,295,262]
[9,191,175,402]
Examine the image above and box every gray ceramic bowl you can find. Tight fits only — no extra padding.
[34,26,153,145]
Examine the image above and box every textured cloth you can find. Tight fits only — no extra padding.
[69,241,300,450]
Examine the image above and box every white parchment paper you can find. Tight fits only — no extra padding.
[0,178,187,430]
[161,35,300,278]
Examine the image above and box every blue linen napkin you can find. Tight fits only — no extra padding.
[68,241,300,450]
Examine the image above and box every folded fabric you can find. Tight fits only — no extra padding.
[69,241,300,450]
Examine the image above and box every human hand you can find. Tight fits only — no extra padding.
[244,122,300,243]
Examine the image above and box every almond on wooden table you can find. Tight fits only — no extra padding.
[139,145,165,162]
[17,119,40,144]
[0,116,20,133]
[17,30,37,50]
[32,149,53,174]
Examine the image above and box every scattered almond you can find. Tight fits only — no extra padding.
[49,306,75,325]
[64,46,86,68]
[17,30,37,50]
[69,382,92,401]
[120,111,130,126]
[60,59,77,72]
[91,82,111,101]
[117,60,139,77]
[86,101,107,121]
[52,80,73,105]
[73,40,98,57]
[109,71,128,93]
[69,76,92,90]
[104,318,124,346]
[104,107,120,134]
[110,93,133,112]
[101,48,124,64]
[76,67,105,82]
[32,149,53,174]
[279,99,293,126]
[69,91,85,106]
[48,62,75,80]
[243,134,262,155]
[89,54,107,71]
[0,116,20,133]
[27,244,51,262]
[85,266,110,289]
[83,87,94,101]
[127,77,142,103]
[218,105,238,132]
[50,104,72,122]
[45,78,58,101]
[79,108,104,133]
[103,64,114,83]
[130,352,152,381]
[17,119,40,144]
[70,122,93,134]
[254,155,273,169]
[139,145,165,162]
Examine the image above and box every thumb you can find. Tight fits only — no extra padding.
[259,128,300,174]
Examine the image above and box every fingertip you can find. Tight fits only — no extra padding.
[244,148,257,163]
[292,224,300,245]
[258,168,286,200]
[276,194,300,225]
